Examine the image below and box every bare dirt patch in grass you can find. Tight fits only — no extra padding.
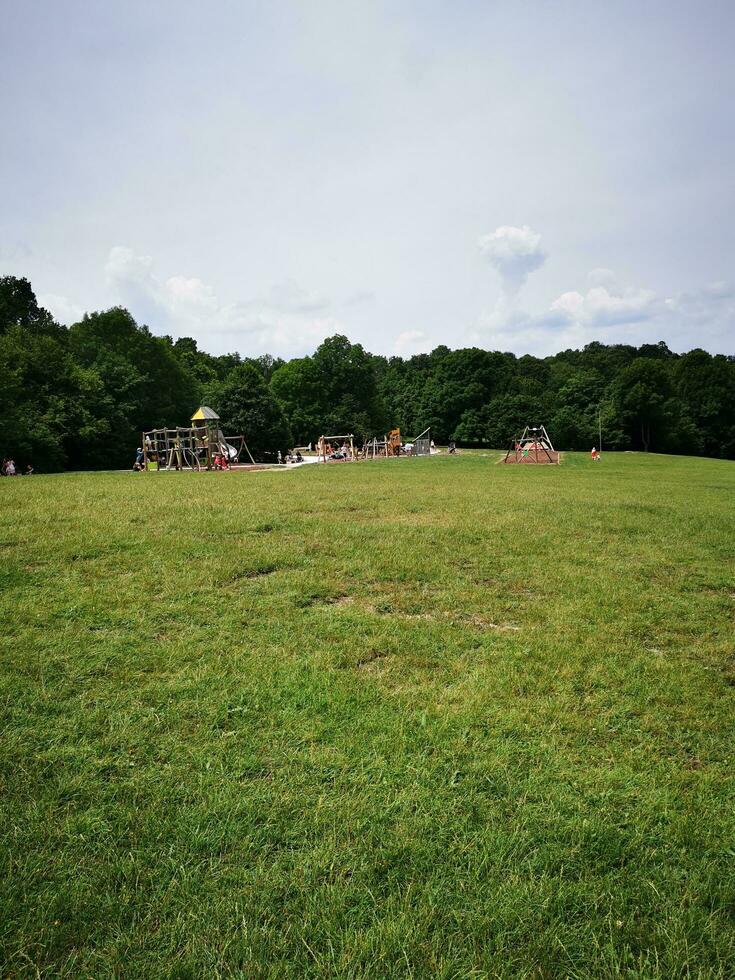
[230,565,281,581]
[318,595,520,632]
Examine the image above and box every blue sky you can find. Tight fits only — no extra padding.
[1,0,733,357]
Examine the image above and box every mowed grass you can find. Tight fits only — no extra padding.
[1,452,734,978]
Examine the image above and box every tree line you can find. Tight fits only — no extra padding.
[2,275,734,472]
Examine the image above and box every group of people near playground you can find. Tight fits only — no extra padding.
[133,446,233,471]
[1,457,33,476]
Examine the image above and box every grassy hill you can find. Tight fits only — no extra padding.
[1,453,734,977]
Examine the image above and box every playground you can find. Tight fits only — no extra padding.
[139,406,259,472]
[1,452,734,977]
[138,410,436,472]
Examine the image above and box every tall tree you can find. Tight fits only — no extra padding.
[271,335,385,443]
[69,308,199,466]
[0,277,80,470]
[613,358,702,454]
[674,350,735,457]
[216,363,292,459]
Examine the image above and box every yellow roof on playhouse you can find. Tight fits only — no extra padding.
[190,406,220,422]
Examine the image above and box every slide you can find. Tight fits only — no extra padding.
[217,439,237,459]
[216,428,239,460]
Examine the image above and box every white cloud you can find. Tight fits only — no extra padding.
[550,284,658,327]
[587,267,618,288]
[35,246,735,361]
[103,246,342,356]
[470,307,593,357]
[164,275,219,317]
[665,281,735,319]
[38,293,86,324]
[268,279,329,314]
[394,329,430,356]
[105,245,156,288]
[478,225,546,297]
[475,265,734,356]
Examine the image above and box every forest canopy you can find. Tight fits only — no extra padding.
[1,276,734,471]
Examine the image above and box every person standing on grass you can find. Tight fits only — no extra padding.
[5,458,16,476]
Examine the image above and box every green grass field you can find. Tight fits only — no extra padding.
[1,452,734,978]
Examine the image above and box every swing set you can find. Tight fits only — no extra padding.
[503,425,559,464]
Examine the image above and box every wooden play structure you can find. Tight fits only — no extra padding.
[316,434,356,462]
[312,425,434,464]
[142,406,255,471]
[503,425,559,464]
[361,427,402,460]
[359,426,432,460]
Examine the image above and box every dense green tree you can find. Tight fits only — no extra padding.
[377,347,519,443]
[252,353,286,382]
[311,335,386,436]
[612,358,703,454]
[547,370,605,450]
[613,359,670,452]
[453,393,545,447]
[216,363,292,459]
[674,350,735,457]
[269,357,324,444]
[2,274,734,468]
[271,335,385,443]
[0,276,64,339]
[68,308,199,466]
[0,325,79,469]
[0,278,81,470]
[171,336,219,396]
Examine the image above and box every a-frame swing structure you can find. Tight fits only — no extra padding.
[316,433,356,462]
[503,425,559,464]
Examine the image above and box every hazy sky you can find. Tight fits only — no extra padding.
[2,0,733,358]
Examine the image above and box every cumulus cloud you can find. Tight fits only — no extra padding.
[550,284,658,327]
[474,265,734,357]
[587,267,618,288]
[394,329,430,356]
[470,306,593,357]
[104,246,341,356]
[478,225,546,297]
[38,293,86,324]
[665,281,734,320]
